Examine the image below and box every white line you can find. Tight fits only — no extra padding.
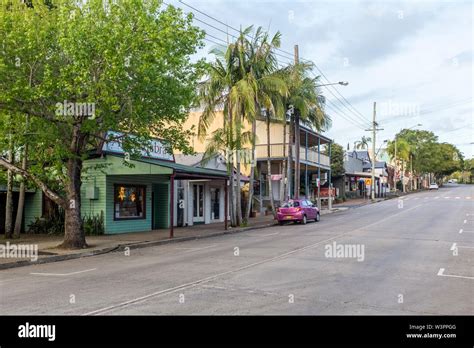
[259,232,280,237]
[84,203,427,315]
[464,220,467,224]
[457,245,474,249]
[175,244,218,252]
[30,268,97,277]
[459,229,463,234]
[434,197,439,199]
[437,268,474,280]
[455,197,460,199]
[466,197,471,200]
[450,243,457,251]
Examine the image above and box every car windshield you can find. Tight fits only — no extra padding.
[282,201,300,208]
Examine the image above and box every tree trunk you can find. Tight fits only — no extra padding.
[402,161,406,193]
[59,157,87,249]
[294,112,300,199]
[236,155,242,226]
[245,119,256,222]
[280,119,287,203]
[13,142,28,238]
[266,115,276,217]
[287,114,294,199]
[4,137,14,239]
[227,104,237,227]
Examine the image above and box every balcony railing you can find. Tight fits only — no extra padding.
[255,144,330,167]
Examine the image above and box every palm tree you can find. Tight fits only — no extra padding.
[242,28,287,221]
[387,138,410,192]
[354,136,372,150]
[198,27,259,226]
[281,63,330,198]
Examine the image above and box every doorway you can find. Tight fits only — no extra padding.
[192,184,204,223]
[210,187,220,220]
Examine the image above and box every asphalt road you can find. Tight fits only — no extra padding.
[1,184,473,315]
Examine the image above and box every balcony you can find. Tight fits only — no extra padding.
[255,144,330,167]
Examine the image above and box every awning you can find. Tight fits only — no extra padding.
[135,157,230,180]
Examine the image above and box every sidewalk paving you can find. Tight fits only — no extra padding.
[0,207,344,270]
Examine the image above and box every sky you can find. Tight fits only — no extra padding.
[169,0,473,159]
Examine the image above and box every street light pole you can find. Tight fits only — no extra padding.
[315,81,349,88]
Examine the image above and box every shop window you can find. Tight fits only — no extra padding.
[114,185,146,220]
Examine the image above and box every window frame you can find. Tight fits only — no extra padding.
[113,184,147,221]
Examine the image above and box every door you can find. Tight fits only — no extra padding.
[305,200,316,219]
[193,184,205,223]
[210,187,220,220]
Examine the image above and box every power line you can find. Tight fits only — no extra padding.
[172,0,372,129]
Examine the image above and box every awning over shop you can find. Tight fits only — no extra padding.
[135,157,229,180]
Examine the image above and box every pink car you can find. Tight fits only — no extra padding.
[276,199,320,225]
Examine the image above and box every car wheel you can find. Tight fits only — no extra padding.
[302,215,307,225]
[315,212,320,222]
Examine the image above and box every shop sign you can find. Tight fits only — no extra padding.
[102,130,174,161]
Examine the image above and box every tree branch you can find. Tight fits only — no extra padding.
[0,156,66,207]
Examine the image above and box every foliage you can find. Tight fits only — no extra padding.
[354,136,371,150]
[27,210,104,236]
[0,0,205,246]
[330,142,345,178]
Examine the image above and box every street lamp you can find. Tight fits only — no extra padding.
[315,81,349,88]
[394,123,422,193]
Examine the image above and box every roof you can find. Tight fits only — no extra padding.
[136,157,229,179]
[174,153,205,167]
[354,150,371,162]
[363,161,387,170]
[0,185,36,193]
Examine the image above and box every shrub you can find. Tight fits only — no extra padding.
[27,210,104,236]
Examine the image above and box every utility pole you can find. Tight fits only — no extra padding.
[294,44,300,199]
[366,102,383,201]
[394,137,397,192]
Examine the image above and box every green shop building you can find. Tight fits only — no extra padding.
[20,132,230,237]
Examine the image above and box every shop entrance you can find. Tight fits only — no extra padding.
[192,183,204,223]
[152,183,169,229]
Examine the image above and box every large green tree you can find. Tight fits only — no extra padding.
[0,0,205,248]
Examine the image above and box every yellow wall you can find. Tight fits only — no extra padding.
[180,111,288,154]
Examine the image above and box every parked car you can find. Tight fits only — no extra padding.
[429,183,439,190]
[276,199,320,225]
[448,179,453,184]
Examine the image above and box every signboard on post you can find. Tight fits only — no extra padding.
[364,178,372,186]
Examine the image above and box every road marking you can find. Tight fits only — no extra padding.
[175,244,218,253]
[434,197,439,199]
[459,229,463,233]
[459,230,474,234]
[463,220,467,224]
[444,197,449,199]
[450,243,457,250]
[437,268,474,280]
[457,245,474,249]
[30,268,97,277]
[83,203,427,316]
[455,197,460,199]
[466,197,471,199]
